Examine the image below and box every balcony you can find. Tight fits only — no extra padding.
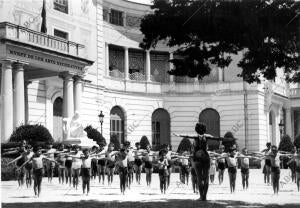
[290,88,300,98]
[0,22,85,58]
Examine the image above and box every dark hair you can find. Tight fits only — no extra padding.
[124,141,131,147]
[83,149,89,154]
[159,149,167,156]
[266,142,271,147]
[195,122,207,135]
[135,142,140,146]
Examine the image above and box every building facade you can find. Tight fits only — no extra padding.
[0,0,299,152]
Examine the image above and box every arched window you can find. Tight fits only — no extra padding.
[152,108,170,150]
[53,97,63,140]
[110,106,125,144]
[199,108,220,137]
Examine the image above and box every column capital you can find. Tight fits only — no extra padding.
[12,62,25,71]
[73,75,84,82]
[59,72,74,80]
[1,60,13,68]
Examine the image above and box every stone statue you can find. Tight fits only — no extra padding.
[63,111,87,138]
[63,111,98,148]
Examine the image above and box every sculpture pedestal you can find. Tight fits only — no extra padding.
[63,137,98,149]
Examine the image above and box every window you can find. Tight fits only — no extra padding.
[151,108,170,150]
[110,9,123,26]
[54,29,68,40]
[110,106,125,144]
[54,0,68,14]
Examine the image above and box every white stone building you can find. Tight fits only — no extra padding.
[0,0,299,152]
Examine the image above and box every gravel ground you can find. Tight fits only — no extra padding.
[1,169,300,208]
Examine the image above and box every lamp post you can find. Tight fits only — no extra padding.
[279,119,284,138]
[98,111,104,135]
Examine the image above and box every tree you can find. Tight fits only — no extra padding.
[278,134,294,152]
[140,135,150,149]
[140,0,300,83]
[84,125,107,146]
[177,137,192,153]
[294,134,300,148]
[110,134,121,150]
[9,124,54,145]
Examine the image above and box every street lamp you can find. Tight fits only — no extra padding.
[278,119,284,138]
[98,111,104,135]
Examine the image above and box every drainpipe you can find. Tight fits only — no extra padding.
[243,81,248,149]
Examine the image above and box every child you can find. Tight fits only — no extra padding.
[209,157,217,184]
[240,148,250,190]
[81,149,92,195]
[106,143,118,186]
[262,142,272,184]
[19,146,57,197]
[217,145,226,185]
[56,145,67,184]
[265,145,292,194]
[97,144,107,185]
[24,145,34,188]
[287,147,300,191]
[117,147,128,194]
[45,143,56,183]
[134,142,143,185]
[7,145,27,188]
[180,151,190,185]
[91,146,98,180]
[158,149,169,194]
[124,141,134,188]
[165,144,173,188]
[71,145,82,189]
[143,145,156,187]
[65,145,73,186]
[191,163,198,194]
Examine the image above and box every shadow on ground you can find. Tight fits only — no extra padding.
[2,199,300,208]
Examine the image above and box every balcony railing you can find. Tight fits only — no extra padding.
[0,22,85,57]
[290,88,300,98]
[109,69,125,79]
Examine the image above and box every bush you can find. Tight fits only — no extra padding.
[1,157,17,181]
[9,124,54,146]
[177,137,192,153]
[110,134,120,150]
[84,125,107,146]
[140,135,150,149]
[294,134,300,148]
[278,134,294,152]
[223,131,237,152]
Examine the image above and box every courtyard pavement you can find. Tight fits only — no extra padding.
[1,169,300,208]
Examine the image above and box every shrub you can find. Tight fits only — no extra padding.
[278,134,294,152]
[110,134,120,150]
[140,135,150,149]
[294,134,300,148]
[9,124,54,146]
[177,137,192,153]
[1,157,17,181]
[223,131,237,152]
[84,125,107,146]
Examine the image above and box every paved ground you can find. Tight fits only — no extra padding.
[1,169,300,208]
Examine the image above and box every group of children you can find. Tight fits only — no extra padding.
[5,137,300,198]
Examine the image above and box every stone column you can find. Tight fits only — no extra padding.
[73,76,83,113]
[105,43,109,76]
[24,81,32,124]
[61,73,74,118]
[169,52,174,83]
[13,62,25,128]
[1,60,13,142]
[146,50,151,82]
[124,46,129,80]
[285,108,292,137]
